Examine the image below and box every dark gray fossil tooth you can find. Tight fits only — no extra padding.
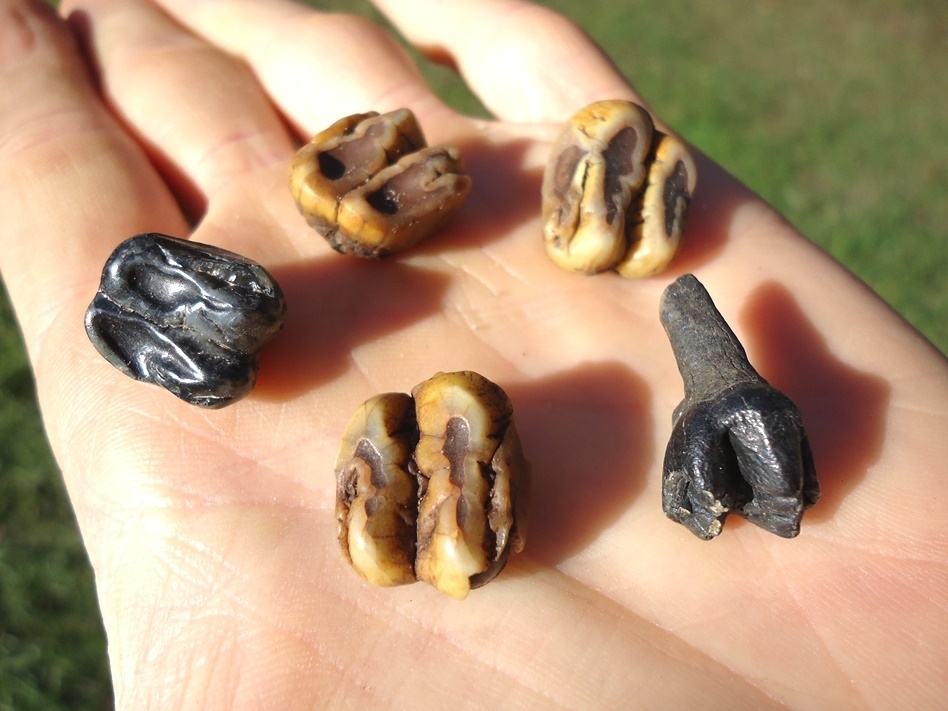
[660,274,820,539]
[85,232,286,408]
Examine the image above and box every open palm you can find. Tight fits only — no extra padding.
[1,0,945,707]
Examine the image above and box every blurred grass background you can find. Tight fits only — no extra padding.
[1,0,945,708]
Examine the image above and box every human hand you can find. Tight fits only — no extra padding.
[1,0,945,707]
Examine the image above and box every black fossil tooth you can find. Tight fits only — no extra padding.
[85,233,286,408]
[659,274,820,539]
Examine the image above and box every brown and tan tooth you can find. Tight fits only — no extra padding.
[335,372,530,599]
[541,100,655,274]
[289,108,470,258]
[289,110,423,239]
[335,392,419,587]
[541,99,698,278]
[334,146,470,257]
[615,132,698,278]
[412,371,529,600]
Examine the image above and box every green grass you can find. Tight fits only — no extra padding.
[1,1,944,707]
[0,288,111,711]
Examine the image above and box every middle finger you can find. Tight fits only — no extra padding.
[150,0,455,138]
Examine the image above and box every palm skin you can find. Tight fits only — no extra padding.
[0,0,945,708]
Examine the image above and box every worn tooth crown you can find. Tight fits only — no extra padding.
[616,133,698,278]
[413,372,509,599]
[542,99,697,278]
[335,393,419,587]
[334,372,530,599]
[289,108,471,259]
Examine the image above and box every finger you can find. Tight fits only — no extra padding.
[0,0,184,357]
[62,0,294,220]
[0,0,187,538]
[150,0,454,138]
[371,0,640,123]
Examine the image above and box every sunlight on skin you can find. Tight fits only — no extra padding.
[0,0,946,707]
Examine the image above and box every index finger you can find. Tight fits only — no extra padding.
[150,0,455,137]
[0,0,184,357]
